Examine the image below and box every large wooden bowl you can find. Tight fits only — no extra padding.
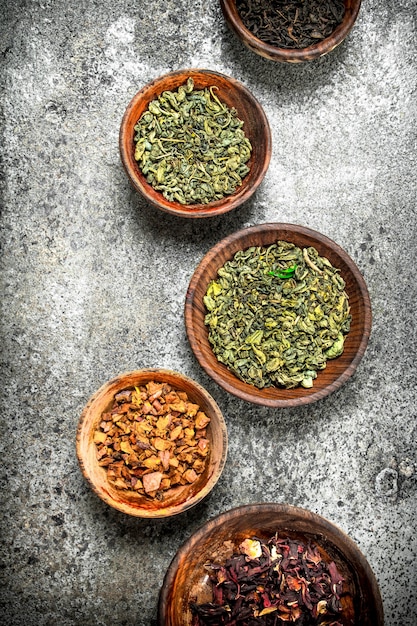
[220,0,362,63]
[158,503,383,625]
[119,69,271,218]
[76,369,228,518]
[185,223,371,407]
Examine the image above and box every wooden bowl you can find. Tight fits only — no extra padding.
[119,69,271,218]
[158,503,384,625]
[76,369,228,518]
[185,223,371,407]
[220,0,362,63]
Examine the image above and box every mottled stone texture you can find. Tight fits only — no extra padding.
[1,0,416,624]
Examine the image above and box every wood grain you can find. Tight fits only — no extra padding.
[76,369,228,518]
[119,69,271,218]
[158,503,384,626]
[220,0,362,63]
[185,223,372,407]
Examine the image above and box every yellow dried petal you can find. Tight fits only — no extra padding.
[156,415,171,431]
[94,431,107,444]
[186,403,200,417]
[135,420,152,434]
[142,456,161,470]
[160,477,171,490]
[136,435,151,446]
[240,539,262,559]
[169,471,182,485]
[146,381,164,396]
[170,425,183,440]
[195,411,210,429]
[153,437,170,451]
[192,459,205,473]
[120,441,134,455]
[317,600,328,614]
[168,401,187,413]
[131,387,143,407]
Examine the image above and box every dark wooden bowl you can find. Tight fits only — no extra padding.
[76,369,228,518]
[185,223,372,407]
[119,69,271,218]
[158,503,384,625]
[220,0,362,63]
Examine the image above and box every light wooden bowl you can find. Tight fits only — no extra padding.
[119,68,271,218]
[158,503,384,625]
[220,0,361,63]
[76,369,228,518]
[185,223,372,407]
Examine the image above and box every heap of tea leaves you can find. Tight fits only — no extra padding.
[203,241,351,389]
[236,0,346,50]
[190,535,345,625]
[133,77,252,205]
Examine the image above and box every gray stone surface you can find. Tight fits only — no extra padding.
[1,0,416,624]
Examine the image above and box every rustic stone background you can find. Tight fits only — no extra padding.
[1,0,416,624]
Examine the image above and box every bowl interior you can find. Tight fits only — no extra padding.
[185,223,371,407]
[220,0,362,63]
[158,503,383,626]
[76,369,228,518]
[119,69,271,217]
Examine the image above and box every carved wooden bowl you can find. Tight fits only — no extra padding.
[76,369,228,518]
[220,0,362,63]
[185,223,371,407]
[158,503,384,625]
[119,68,271,218]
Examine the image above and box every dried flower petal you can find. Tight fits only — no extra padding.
[93,431,107,444]
[195,411,211,429]
[170,425,183,440]
[240,538,262,559]
[120,441,134,455]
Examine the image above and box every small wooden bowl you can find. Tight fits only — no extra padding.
[185,223,372,407]
[76,369,228,518]
[158,503,384,625]
[119,68,271,218]
[220,0,362,63]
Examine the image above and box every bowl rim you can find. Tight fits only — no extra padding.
[219,0,362,63]
[184,222,372,407]
[119,68,272,218]
[158,502,384,625]
[76,368,228,518]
